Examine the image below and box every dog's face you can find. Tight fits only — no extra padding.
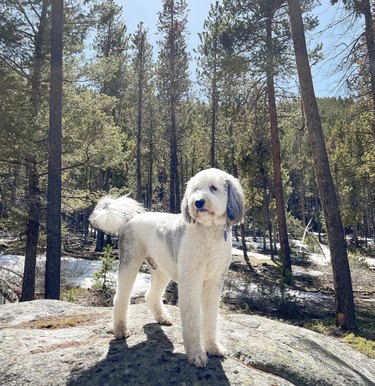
[181,168,245,226]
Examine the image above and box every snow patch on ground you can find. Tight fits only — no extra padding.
[0,254,150,298]
[2,236,372,302]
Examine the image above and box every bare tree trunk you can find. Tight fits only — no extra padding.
[147,135,154,209]
[287,0,357,329]
[20,159,40,301]
[21,0,48,301]
[210,73,218,168]
[263,186,275,261]
[136,52,144,202]
[95,170,108,252]
[45,0,63,300]
[265,16,292,282]
[361,0,375,117]
[240,223,253,271]
[30,0,48,113]
[169,105,180,213]
[300,172,306,228]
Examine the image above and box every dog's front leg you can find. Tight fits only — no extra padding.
[201,276,226,357]
[179,280,208,367]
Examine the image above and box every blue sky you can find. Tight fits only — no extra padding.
[117,0,361,97]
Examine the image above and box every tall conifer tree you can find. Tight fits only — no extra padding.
[197,1,224,168]
[157,0,190,213]
[131,22,153,202]
[91,0,128,251]
[287,0,357,329]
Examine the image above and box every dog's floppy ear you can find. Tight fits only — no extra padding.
[226,175,245,225]
[181,180,194,224]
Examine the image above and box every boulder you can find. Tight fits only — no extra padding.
[0,300,374,386]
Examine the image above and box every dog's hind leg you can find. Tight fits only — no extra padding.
[113,240,144,339]
[145,266,172,326]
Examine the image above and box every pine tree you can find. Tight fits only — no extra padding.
[218,0,295,281]
[157,0,190,213]
[92,0,128,98]
[91,0,129,251]
[131,22,153,203]
[263,0,292,281]
[287,0,357,330]
[331,0,375,118]
[0,0,92,300]
[197,1,224,168]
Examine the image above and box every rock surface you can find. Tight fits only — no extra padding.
[0,300,374,386]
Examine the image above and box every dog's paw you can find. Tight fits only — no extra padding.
[205,342,227,357]
[157,314,173,326]
[113,322,130,339]
[187,348,208,368]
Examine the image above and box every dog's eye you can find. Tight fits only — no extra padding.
[210,185,217,192]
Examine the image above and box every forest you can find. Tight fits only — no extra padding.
[0,0,374,342]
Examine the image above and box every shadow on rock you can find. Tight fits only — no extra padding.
[67,323,230,386]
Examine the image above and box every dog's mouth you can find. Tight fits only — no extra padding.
[194,208,215,217]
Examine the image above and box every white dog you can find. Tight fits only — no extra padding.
[90,168,244,367]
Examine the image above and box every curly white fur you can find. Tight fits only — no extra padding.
[90,168,245,367]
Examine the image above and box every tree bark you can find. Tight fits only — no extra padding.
[146,106,155,209]
[265,16,292,282]
[240,223,253,271]
[169,105,180,213]
[45,0,63,300]
[263,185,275,261]
[21,0,48,301]
[30,0,48,114]
[360,0,375,116]
[147,135,154,209]
[136,41,144,202]
[299,172,306,227]
[210,69,218,168]
[287,0,357,329]
[20,159,40,301]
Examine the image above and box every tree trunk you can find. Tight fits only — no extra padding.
[95,231,105,252]
[210,72,218,168]
[30,0,48,113]
[20,159,41,301]
[169,105,180,213]
[360,0,375,119]
[353,222,358,248]
[45,0,63,300]
[21,0,48,301]
[136,52,144,202]
[147,122,154,209]
[263,186,275,261]
[147,152,153,210]
[300,172,306,227]
[240,223,253,271]
[287,0,357,329]
[265,16,292,282]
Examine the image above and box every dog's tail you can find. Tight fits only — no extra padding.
[89,195,145,235]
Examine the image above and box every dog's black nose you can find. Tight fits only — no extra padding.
[195,199,205,209]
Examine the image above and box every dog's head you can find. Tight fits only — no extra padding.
[181,168,245,226]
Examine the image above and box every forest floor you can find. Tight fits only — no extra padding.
[1,234,375,359]
[222,250,375,359]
